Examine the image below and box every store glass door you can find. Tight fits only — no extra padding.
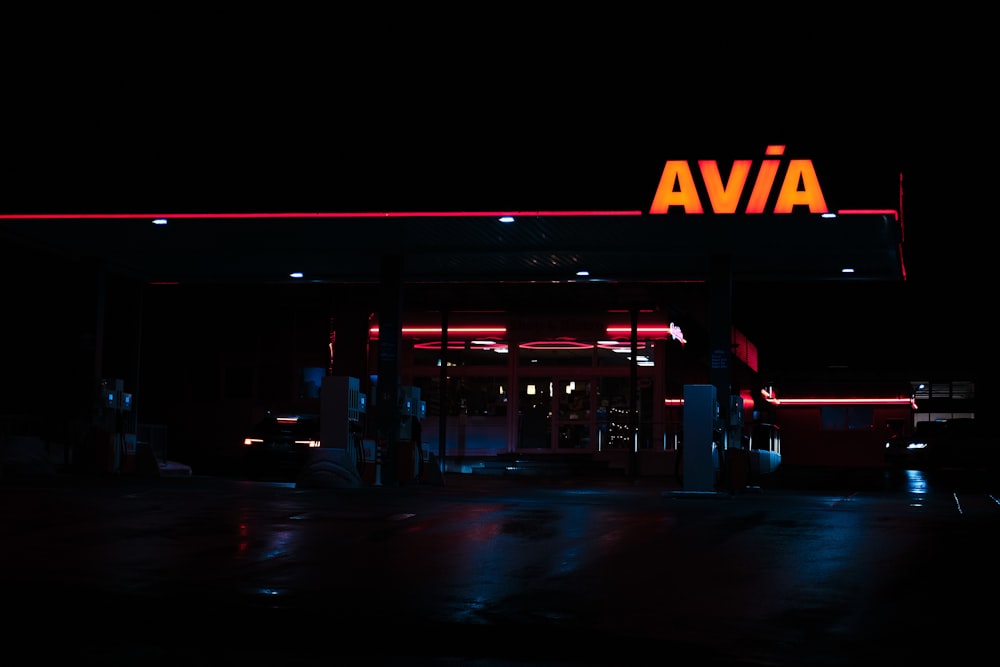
[518,376,552,449]
[554,378,593,450]
[517,377,594,451]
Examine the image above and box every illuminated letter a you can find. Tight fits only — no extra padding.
[772,159,829,213]
[649,161,704,214]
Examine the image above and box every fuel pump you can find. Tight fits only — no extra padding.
[397,385,425,481]
[727,395,745,449]
[96,378,136,474]
[725,394,750,491]
[320,375,366,474]
[363,381,425,482]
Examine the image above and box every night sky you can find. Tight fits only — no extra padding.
[1,21,988,389]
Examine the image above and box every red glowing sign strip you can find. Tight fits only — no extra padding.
[757,387,915,408]
[667,396,915,407]
[837,209,899,220]
[606,325,687,344]
[763,397,915,406]
[606,326,672,335]
[0,210,643,220]
[370,326,507,337]
[519,340,594,350]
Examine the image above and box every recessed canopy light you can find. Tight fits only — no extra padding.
[290,272,304,279]
[152,218,168,225]
[841,267,855,274]
[498,216,514,224]
[576,270,590,277]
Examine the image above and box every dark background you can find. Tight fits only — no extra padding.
[0,15,988,390]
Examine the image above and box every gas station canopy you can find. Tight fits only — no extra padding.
[0,144,905,286]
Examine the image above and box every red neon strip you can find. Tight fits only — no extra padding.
[835,209,899,221]
[413,342,505,351]
[606,326,671,335]
[370,326,507,337]
[519,340,594,350]
[763,397,913,406]
[669,396,914,407]
[606,309,656,313]
[597,342,647,350]
[0,210,644,220]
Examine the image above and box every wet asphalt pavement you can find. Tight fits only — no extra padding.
[3,465,999,666]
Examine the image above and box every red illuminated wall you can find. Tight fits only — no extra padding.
[775,405,911,468]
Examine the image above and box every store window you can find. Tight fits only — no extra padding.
[412,341,509,367]
[821,406,874,431]
[410,375,508,418]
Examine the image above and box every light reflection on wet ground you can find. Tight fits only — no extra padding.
[2,467,998,665]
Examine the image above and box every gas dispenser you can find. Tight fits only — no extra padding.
[727,394,745,449]
[96,378,136,473]
[362,381,426,484]
[724,394,750,491]
[396,385,425,481]
[320,375,366,471]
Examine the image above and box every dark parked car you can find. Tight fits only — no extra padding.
[886,419,993,472]
[885,420,945,469]
[242,413,321,479]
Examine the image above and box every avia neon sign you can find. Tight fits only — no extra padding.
[649,145,828,215]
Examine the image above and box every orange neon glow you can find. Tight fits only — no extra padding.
[773,160,828,213]
[698,160,752,213]
[648,161,705,214]
[745,158,780,213]
[649,145,839,216]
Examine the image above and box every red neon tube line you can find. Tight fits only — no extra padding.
[667,396,915,407]
[370,326,507,338]
[0,210,645,220]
